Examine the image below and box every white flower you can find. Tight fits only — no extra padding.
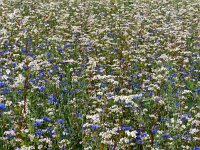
[125,130,137,138]
[86,114,100,123]
[11,74,25,88]
[38,145,43,150]
[159,54,168,60]
[189,128,199,134]
[5,100,12,106]
[0,0,3,5]
[119,137,130,144]
[1,75,9,80]
[182,90,192,94]
[196,113,200,118]
[181,125,186,129]
[28,134,35,141]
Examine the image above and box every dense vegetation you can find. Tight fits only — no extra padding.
[0,0,199,149]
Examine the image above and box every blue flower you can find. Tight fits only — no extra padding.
[97,95,102,99]
[195,89,200,93]
[91,124,99,130]
[120,58,125,62]
[57,47,64,52]
[122,125,132,131]
[88,41,93,46]
[181,117,187,122]
[53,65,59,70]
[176,102,181,108]
[39,72,45,78]
[23,65,29,70]
[48,95,58,104]
[137,140,142,144]
[65,42,71,47]
[57,119,63,124]
[81,64,86,67]
[20,47,26,52]
[5,134,14,138]
[151,129,158,134]
[34,120,43,126]
[141,132,148,137]
[163,86,167,91]
[42,117,51,121]
[0,81,6,87]
[0,103,6,111]
[0,87,10,95]
[18,89,22,94]
[76,113,82,118]
[136,139,142,144]
[13,62,17,67]
[35,129,44,136]
[38,85,45,91]
[162,134,170,139]
[115,86,121,92]
[149,91,154,96]
[193,147,200,150]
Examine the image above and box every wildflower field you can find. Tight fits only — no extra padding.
[0,0,200,149]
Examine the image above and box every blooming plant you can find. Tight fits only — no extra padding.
[0,0,199,149]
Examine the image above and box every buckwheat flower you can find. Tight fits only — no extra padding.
[48,112,54,116]
[149,114,158,119]
[86,114,100,123]
[0,0,3,5]
[39,138,52,145]
[192,120,200,126]
[159,54,168,61]
[20,146,34,150]
[5,69,10,75]
[119,137,130,144]
[182,90,192,94]
[12,74,25,88]
[62,130,69,136]
[38,145,43,150]
[1,75,9,80]
[189,128,199,134]
[196,113,200,118]
[28,134,35,141]
[4,130,15,137]
[125,130,137,138]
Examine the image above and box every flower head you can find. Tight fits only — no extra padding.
[0,103,6,111]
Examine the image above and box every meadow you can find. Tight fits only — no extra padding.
[0,0,200,149]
